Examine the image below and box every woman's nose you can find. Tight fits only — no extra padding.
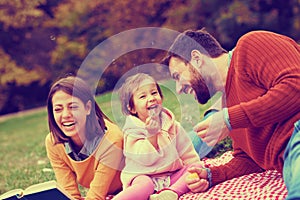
[62,108,71,118]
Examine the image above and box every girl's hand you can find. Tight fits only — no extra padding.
[185,167,210,193]
[145,107,161,136]
[105,195,114,200]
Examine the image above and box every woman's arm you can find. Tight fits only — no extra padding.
[85,163,120,200]
[45,134,82,199]
[85,122,123,200]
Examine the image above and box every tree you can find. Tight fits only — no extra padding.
[0,0,299,114]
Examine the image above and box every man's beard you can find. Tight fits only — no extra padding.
[190,68,211,104]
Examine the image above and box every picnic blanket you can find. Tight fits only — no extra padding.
[180,151,288,200]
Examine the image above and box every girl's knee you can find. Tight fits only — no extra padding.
[132,175,154,189]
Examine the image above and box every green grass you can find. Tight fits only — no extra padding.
[0,110,54,194]
[0,81,232,195]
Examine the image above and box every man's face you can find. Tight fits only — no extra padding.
[168,56,211,104]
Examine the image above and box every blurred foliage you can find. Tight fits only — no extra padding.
[0,0,300,114]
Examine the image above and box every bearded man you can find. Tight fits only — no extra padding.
[161,28,300,200]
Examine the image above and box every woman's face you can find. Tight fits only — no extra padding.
[130,79,163,122]
[52,90,91,141]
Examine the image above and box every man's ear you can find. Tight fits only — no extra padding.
[191,50,204,67]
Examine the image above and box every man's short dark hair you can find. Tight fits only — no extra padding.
[161,28,227,66]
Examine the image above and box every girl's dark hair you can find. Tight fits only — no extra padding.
[161,28,228,66]
[119,73,163,116]
[47,75,109,144]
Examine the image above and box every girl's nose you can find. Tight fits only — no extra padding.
[148,95,156,102]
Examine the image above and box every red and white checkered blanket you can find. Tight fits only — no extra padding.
[180,151,287,200]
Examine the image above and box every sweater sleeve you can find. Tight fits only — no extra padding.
[210,148,264,186]
[85,122,124,200]
[85,133,123,200]
[229,32,300,129]
[123,128,164,166]
[45,134,81,199]
[86,163,121,200]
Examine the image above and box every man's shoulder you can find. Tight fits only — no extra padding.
[242,30,275,37]
[238,30,286,44]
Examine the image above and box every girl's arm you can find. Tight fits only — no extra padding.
[124,128,163,166]
[45,134,82,199]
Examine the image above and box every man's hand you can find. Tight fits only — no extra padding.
[193,110,229,146]
[185,167,210,193]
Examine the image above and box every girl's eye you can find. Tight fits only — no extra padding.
[139,95,146,99]
[152,91,158,95]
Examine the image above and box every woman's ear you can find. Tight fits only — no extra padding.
[85,100,92,115]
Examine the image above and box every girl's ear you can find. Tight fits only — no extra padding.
[85,100,92,115]
[127,104,136,115]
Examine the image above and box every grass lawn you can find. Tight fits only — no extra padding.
[0,80,232,195]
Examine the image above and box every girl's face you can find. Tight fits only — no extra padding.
[52,90,91,142]
[130,79,162,122]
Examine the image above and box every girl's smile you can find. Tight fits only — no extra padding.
[130,79,163,123]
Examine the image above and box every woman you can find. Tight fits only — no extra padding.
[45,75,124,200]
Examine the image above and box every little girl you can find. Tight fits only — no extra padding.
[113,73,205,200]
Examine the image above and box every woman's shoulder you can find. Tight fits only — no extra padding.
[45,133,54,145]
[44,133,65,155]
[104,119,123,141]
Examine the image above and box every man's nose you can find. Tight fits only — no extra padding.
[176,82,189,94]
[176,81,183,94]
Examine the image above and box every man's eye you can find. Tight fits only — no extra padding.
[173,73,180,80]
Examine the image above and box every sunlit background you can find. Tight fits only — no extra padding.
[0,0,300,115]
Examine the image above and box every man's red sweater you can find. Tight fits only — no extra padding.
[211,31,300,186]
